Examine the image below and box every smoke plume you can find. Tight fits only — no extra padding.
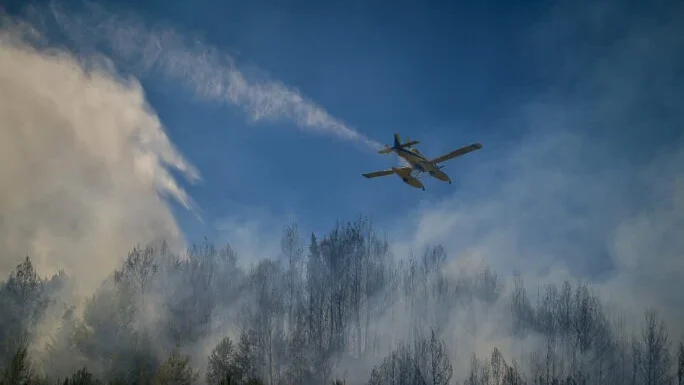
[40,1,382,151]
[0,12,198,292]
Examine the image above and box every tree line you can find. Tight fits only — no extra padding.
[1,217,682,385]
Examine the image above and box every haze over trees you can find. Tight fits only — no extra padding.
[0,217,682,385]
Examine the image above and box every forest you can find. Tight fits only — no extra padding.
[1,216,683,385]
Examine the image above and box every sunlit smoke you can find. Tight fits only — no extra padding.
[0,13,197,291]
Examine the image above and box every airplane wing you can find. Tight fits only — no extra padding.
[362,166,411,178]
[428,143,483,164]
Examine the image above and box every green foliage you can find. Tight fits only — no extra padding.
[0,256,50,366]
[151,346,199,385]
[2,340,36,385]
[206,337,242,385]
[233,330,260,383]
[61,367,100,385]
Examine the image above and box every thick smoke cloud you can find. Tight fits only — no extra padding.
[0,13,198,292]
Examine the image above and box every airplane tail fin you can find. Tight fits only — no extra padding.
[393,133,401,148]
[379,133,419,154]
[393,133,419,149]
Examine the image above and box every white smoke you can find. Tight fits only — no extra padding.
[38,1,383,151]
[0,13,198,293]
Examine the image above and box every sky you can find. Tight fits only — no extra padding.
[2,0,547,234]
[1,0,684,332]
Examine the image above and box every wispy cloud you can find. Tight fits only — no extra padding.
[34,1,383,151]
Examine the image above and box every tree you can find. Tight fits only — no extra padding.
[62,367,101,385]
[207,337,242,385]
[367,343,426,385]
[165,252,216,346]
[2,219,684,385]
[490,348,505,385]
[509,272,533,338]
[637,309,672,385]
[283,313,313,385]
[677,340,684,385]
[367,331,451,385]
[414,330,452,385]
[114,243,159,297]
[152,346,199,385]
[502,363,525,385]
[1,339,36,385]
[74,280,138,378]
[0,256,48,365]
[631,334,641,385]
[234,328,261,384]
[280,222,304,335]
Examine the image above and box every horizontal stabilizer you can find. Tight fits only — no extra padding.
[399,140,420,148]
[393,133,419,149]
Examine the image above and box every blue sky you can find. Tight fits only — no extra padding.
[3,0,684,308]
[148,1,546,237]
[3,0,554,238]
[127,0,545,235]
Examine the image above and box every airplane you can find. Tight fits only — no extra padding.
[362,133,482,191]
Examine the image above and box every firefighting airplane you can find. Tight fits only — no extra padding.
[362,133,483,190]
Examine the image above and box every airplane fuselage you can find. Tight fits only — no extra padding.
[392,147,452,183]
[363,133,482,190]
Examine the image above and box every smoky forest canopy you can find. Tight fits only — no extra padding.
[1,217,683,385]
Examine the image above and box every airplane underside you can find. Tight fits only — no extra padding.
[392,167,425,190]
[393,163,452,190]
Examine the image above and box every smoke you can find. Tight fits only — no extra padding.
[0,2,386,380]
[0,13,198,293]
[0,0,386,289]
[2,0,683,383]
[392,0,684,338]
[29,0,382,151]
